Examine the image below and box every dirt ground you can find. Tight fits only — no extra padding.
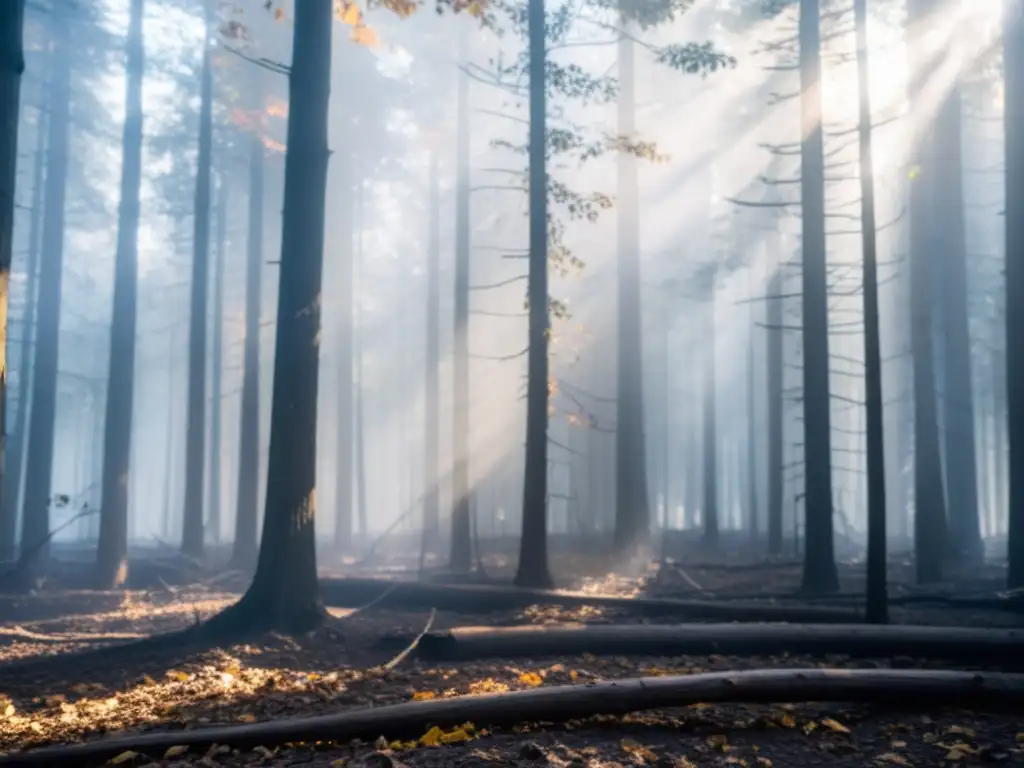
[2,557,1023,767]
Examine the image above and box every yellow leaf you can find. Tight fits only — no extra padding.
[420,726,443,747]
[569,670,579,682]
[330,760,346,767]
[440,727,473,744]
[351,24,379,46]
[337,2,360,25]
[166,669,189,682]
[947,725,975,738]
[163,746,188,758]
[777,712,796,728]
[549,663,565,673]
[821,717,850,734]
[412,691,436,701]
[108,752,139,765]
[518,671,543,687]
[238,713,257,723]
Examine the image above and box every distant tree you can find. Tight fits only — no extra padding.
[94,0,145,589]
[20,0,72,575]
[181,0,215,559]
[1006,0,1024,590]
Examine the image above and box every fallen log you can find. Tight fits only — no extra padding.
[414,622,1024,666]
[5,668,1023,767]
[319,577,862,623]
[666,591,1024,612]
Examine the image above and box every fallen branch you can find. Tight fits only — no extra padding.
[320,577,862,623]
[5,668,1024,766]
[414,622,1024,666]
[381,608,436,671]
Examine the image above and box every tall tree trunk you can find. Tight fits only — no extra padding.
[94,0,144,588]
[0,45,41,561]
[905,0,947,584]
[208,173,226,544]
[514,0,553,589]
[613,15,649,555]
[701,271,718,546]
[424,147,440,544]
[798,0,839,594]
[210,0,331,634]
[450,32,472,573]
[0,0,23,564]
[231,106,264,570]
[766,269,784,555]
[354,178,367,538]
[181,0,214,558]
[333,98,354,552]
[935,80,982,560]
[746,323,757,540]
[853,0,887,624]
[1006,0,1024,588]
[20,3,70,574]
[162,328,176,540]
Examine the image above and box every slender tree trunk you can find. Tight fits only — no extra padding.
[208,174,226,545]
[94,0,144,588]
[450,31,472,572]
[333,101,354,552]
[211,0,332,633]
[354,177,367,538]
[702,272,718,546]
[798,0,839,594]
[1006,0,1024,588]
[613,14,650,555]
[0,45,41,561]
[162,328,176,539]
[20,4,70,574]
[746,323,758,540]
[232,89,264,571]
[514,0,553,589]
[0,0,24,564]
[423,146,440,547]
[935,79,982,560]
[767,270,784,555]
[853,0,887,623]
[181,0,214,558]
[905,0,947,584]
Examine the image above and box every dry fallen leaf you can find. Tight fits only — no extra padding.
[875,753,910,766]
[412,691,436,701]
[108,751,140,765]
[821,717,850,734]
[163,745,188,758]
[518,671,543,687]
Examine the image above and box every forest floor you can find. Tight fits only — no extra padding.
[1,553,1023,767]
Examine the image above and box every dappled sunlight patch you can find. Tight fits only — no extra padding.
[518,603,607,624]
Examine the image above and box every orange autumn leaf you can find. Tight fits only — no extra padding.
[351,24,380,46]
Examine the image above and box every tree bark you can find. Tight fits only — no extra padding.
[94,0,145,588]
[1006,0,1024,589]
[208,174,227,544]
[451,31,472,573]
[934,79,982,560]
[20,2,70,575]
[905,0,948,584]
[613,14,650,555]
[766,269,784,555]
[0,0,23,566]
[853,0,887,624]
[181,0,214,558]
[209,0,332,633]
[231,83,265,571]
[0,35,40,562]
[701,271,718,546]
[424,147,440,544]
[797,0,838,594]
